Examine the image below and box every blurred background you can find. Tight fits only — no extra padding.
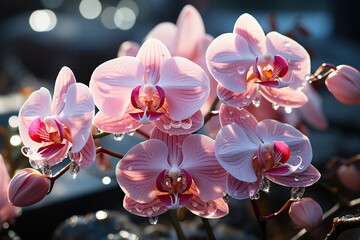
[1,0,360,239]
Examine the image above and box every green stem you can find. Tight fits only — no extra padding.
[167,210,186,240]
[201,217,216,240]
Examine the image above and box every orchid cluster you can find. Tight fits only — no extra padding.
[1,4,360,240]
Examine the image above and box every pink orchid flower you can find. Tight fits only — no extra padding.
[325,64,360,104]
[206,13,310,109]
[116,128,228,219]
[0,155,19,225]
[18,66,95,170]
[215,105,320,199]
[118,4,217,116]
[91,38,209,135]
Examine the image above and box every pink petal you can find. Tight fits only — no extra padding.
[217,82,258,108]
[256,119,312,171]
[233,13,266,56]
[136,38,171,85]
[206,33,255,93]
[157,57,209,120]
[175,4,205,59]
[0,156,18,222]
[215,124,258,182]
[145,22,177,54]
[18,88,52,148]
[226,174,261,200]
[93,106,142,134]
[266,32,310,90]
[266,164,320,187]
[185,183,229,219]
[260,86,308,108]
[72,135,96,169]
[52,66,76,115]
[123,196,168,217]
[90,56,144,117]
[154,110,204,135]
[150,128,188,166]
[219,104,259,143]
[117,41,140,57]
[180,135,226,201]
[116,139,170,203]
[59,83,94,153]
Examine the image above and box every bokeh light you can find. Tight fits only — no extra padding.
[79,0,102,20]
[29,9,57,32]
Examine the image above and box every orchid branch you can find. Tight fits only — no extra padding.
[96,147,124,159]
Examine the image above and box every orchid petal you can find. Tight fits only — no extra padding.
[206,33,255,93]
[175,4,205,59]
[157,57,209,120]
[93,106,142,134]
[72,135,96,169]
[52,66,76,115]
[260,86,308,108]
[90,56,144,117]
[150,128,188,166]
[38,142,69,166]
[219,104,259,144]
[233,13,266,56]
[18,88,52,148]
[145,22,177,54]
[266,164,320,187]
[116,139,169,203]
[123,196,168,217]
[155,110,204,135]
[226,174,261,200]
[256,119,312,171]
[185,183,229,219]
[215,124,258,182]
[217,82,258,108]
[59,83,94,153]
[266,31,310,89]
[180,135,226,201]
[136,38,171,85]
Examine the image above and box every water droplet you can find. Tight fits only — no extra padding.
[181,118,192,129]
[127,130,135,136]
[317,74,323,80]
[146,208,153,216]
[284,42,290,48]
[238,66,246,74]
[42,164,52,176]
[305,74,313,83]
[135,204,144,213]
[171,120,181,129]
[232,93,238,99]
[152,205,160,212]
[205,200,217,214]
[70,161,80,179]
[290,187,305,200]
[127,165,133,171]
[163,123,171,130]
[260,178,271,193]
[114,133,125,141]
[294,176,300,181]
[29,159,40,169]
[284,107,292,114]
[252,98,261,108]
[222,195,230,203]
[296,64,301,70]
[298,165,304,170]
[272,103,280,110]
[248,184,259,200]
[192,201,198,207]
[246,94,251,99]
[149,216,158,225]
[126,123,133,129]
[21,147,31,156]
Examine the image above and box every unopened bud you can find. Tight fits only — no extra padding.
[336,164,360,191]
[288,197,323,229]
[8,168,51,207]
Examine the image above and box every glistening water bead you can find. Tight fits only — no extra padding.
[148,216,158,225]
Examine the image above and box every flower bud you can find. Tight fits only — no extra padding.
[325,65,360,104]
[288,197,323,229]
[336,164,360,191]
[8,168,51,207]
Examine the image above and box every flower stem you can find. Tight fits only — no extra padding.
[47,162,71,194]
[167,210,186,240]
[201,217,216,240]
[96,147,124,159]
[204,97,219,124]
[250,199,268,240]
[260,199,297,221]
[92,132,110,139]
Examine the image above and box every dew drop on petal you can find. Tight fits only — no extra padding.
[171,120,181,129]
[222,195,230,203]
[272,103,280,110]
[305,74,313,83]
[146,208,153,216]
[163,123,171,130]
[284,42,290,48]
[69,161,80,179]
[42,164,52,176]
[205,200,217,214]
[260,178,271,193]
[252,98,261,108]
[135,204,144,213]
[238,66,246,75]
[181,118,192,129]
[191,201,198,207]
[298,165,304,170]
[21,146,31,155]
[290,187,305,200]
[29,159,39,169]
[149,216,158,225]
[248,184,259,200]
[284,107,292,114]
[152,205,160,212]
[127,130,135,136]
[114,133,125,141]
